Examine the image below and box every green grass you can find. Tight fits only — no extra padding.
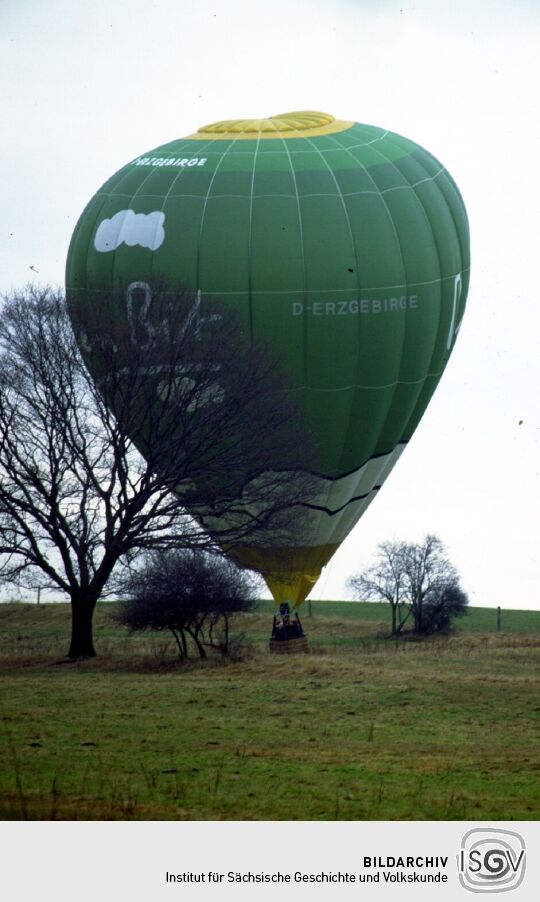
[1,601,539,820]
[257,598,540,633]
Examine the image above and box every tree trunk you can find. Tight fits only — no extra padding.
[187,627,206,658]
[222,615,230,656]
[415,597,423,634]
[68,598,97,658]
[170,628,187,659]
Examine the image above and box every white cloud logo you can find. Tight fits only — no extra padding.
[94,209,165,252]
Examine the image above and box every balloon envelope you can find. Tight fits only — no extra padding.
[66,111,470,606]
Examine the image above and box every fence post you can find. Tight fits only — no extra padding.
[37,588,41,605]
[496,606,501,632]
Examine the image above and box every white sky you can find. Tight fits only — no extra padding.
[1,0,539,610]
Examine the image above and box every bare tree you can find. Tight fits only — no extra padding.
[348,534,468,635]
[0,285,315,658]
[347,540,411,635]
[402,534,467,634]
[116,549,258,659]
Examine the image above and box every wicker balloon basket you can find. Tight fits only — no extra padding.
[269,604,309,654]
[269,635,309,655]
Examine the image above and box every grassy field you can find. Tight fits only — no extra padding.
[1,601,539,820]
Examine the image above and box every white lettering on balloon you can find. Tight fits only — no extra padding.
[132,157,208,168]
[292,296,418,316]
[447,272,463,350]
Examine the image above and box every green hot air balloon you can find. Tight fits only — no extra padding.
[66,111,470,608]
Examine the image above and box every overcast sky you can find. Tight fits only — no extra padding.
[1,0,539,610]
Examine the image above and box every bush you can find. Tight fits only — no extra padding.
[116,550,258,658]
[421,582,469,634]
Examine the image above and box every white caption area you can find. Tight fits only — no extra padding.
[94,209,165,252]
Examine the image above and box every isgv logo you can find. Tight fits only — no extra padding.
[458,828,526,893]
